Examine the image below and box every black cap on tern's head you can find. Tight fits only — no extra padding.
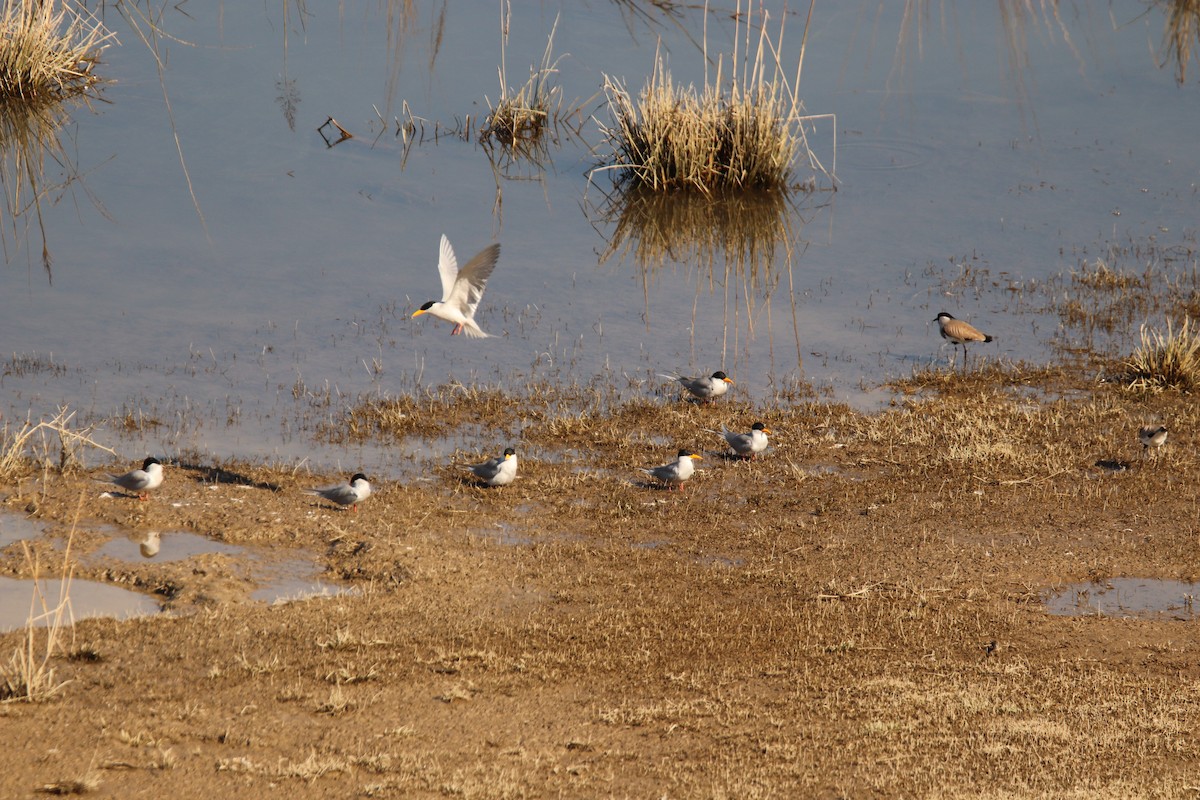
[751,422,769,432]
[142,457,161,469]
[350,473,369,483]
[712,371,732,382]
[503,448,516,458]
[419,301,436,311]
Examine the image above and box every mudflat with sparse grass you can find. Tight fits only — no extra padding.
[2,361,1200,798]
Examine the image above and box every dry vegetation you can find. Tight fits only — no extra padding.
[1123,316,1200,391]
[480,8,565,153]
[0,0,110,100]
[594,0,830,194]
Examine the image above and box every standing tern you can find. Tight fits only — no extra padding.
[642,449,702,491]
[411,234,501,338]
[306,473,372,512]
[104,457,164,500]
[659,371,733,403]
[463,447,518,487]
[710,422,771,460]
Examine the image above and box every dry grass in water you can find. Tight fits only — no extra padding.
[593,0,831,194]
[0,0,110,101]
[1123,316,1200,391]
[480,7,565,154]
[0,406,114,483]
[0,497,82,703]
[1159,0,1200,83]
[1025,246,1200,359]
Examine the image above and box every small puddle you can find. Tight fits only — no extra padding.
[0,576,161,632]
[86,530,349,605]
[92,530,242,562]
[0,511,45,549]
[1045,578,1200,620]
[251,555,348,604]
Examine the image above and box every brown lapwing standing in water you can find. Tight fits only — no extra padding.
[933,312,994,367]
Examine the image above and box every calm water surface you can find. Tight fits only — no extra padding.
[1,1,1197,478]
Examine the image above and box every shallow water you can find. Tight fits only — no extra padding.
[0,510,43,549]
[86,529,349,603]
[1046,578,1200,621]
[0,576,161,632]
[0,1,1197,480]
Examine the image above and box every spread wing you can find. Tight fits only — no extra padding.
[446,243,501,317]
[437,235,460,302]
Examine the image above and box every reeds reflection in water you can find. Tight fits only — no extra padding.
[594,186,826,373]
[0,94,95,282]
[1159,0,1200,83]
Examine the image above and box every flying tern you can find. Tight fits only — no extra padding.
[411,234,501,338]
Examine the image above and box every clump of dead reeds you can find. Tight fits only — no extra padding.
[1123,317,1200,391]
[594,0,830,194]
[480,8,564,153]
[0,0,111,101]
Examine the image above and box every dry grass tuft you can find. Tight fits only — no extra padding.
[0,406,115,482]
[1123,317,1200,391]
[480,8,565,154]
[594,0,830,194]
[0,0,111,101]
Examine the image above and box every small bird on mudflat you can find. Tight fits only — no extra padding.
[104,457,164,500]
[1139,425,1168,452]
[933,312,994,359]
[642,449,702,491]
[306,473,372,512]
[659,371,733,403]
[709,422,771,460]
[411,234,501,338]
[464,447,518,487]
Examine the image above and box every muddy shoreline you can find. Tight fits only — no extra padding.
[3,376,1199,797]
